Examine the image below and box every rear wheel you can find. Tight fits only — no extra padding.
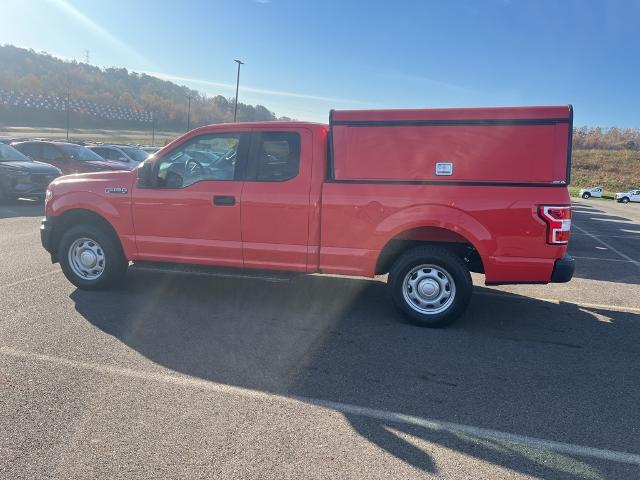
[581,192,591,199]
[388,246,472,328]
[58,224,127,290]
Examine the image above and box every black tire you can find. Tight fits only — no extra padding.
[388,246,472,328]
[581,192,591,199]
[621,197,630,204]
[58,223,127,290]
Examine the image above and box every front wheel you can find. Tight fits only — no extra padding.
[58,224,128,290]
[581,192,591,199]
[388,246,472,328]
[621,197,630,204]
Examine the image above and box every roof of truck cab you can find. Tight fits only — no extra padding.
[191,121,328,131]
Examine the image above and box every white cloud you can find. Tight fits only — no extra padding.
[144,71,372,106]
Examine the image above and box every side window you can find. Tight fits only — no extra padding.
[16,143,41,159]
[42,144,64,161]
[96,148,118,161]
[155,133,242,188]
[251,132,300,182]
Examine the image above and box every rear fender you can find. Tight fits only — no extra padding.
[375,204,494,257]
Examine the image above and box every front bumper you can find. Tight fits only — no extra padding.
[550,255,575,283]
[40,216,56,260]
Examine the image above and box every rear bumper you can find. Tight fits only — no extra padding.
[550,255,575,283]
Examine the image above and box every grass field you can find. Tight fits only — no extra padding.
[0,126,181,146]
[571,149,640,193]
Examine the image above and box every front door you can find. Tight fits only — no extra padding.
[132,132,250,267]
[241,129,313,272]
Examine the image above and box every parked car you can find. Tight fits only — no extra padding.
[0,142,61,202]
[40,105,575,328]
[12,141,123,175]
[579,186,603,199]
[615,189,640,203]
[141,146,160,155]
[88,144,148,170]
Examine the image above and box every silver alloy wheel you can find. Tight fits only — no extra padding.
[68,237,106,280]
[402,264,456,315]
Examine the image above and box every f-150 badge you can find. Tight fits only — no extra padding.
[105,187,128,194]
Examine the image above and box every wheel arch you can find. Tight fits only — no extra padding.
[373,205,492,275]
[50,208,125,262]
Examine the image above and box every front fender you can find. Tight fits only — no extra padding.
[47,191,136,258]
[375,204,495,257]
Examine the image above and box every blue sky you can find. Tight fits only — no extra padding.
[2,0,639,126]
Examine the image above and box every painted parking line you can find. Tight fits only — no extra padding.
[572,224,640,267]
[0,270,59,290]
[475,291,640,314]
[571,232,640,240]
[571,255,636,263]
[1,345,639,466]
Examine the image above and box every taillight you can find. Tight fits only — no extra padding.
[538,206,571,244]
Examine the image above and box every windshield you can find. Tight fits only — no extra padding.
[58,144,104,161]
[119,146,148,162]
[0,143,32,162]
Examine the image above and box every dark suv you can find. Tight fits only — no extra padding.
[0,143,61,201]
[12,141,122,175]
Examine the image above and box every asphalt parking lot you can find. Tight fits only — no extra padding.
[1,198,639,479]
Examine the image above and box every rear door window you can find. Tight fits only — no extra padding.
[248,132,301,182]
[15,143,41,159]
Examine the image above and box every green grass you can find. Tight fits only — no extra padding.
[571,149,640,193]
[0,126,181,146]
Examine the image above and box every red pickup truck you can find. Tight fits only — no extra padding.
[41,106,574,327]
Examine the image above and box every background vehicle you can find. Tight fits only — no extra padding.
[41,106,575,328]
[12,141,124,175]
[88,144,148,170]
[615,189,640,203]
[141,146,160,155]
[0,143,61,201]
[579,186,603,199]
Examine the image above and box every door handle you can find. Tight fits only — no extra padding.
[213,195,236,206]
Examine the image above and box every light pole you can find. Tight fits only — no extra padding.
[233,59,244,122]
[65,77,71,142]
[186,95,192,131]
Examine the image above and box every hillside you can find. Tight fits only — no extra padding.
[571,149,640,192]
[0,45,288,130]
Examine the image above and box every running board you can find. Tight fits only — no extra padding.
[130,261,296,283]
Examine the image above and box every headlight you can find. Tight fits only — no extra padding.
[4,168,29,177]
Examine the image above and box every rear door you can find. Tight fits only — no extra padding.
[240,129,313,272]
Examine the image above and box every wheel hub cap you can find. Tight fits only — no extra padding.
[418,279,440,299]
[402,264,456,315]
[79,250,97,268]
[68,237,105,280]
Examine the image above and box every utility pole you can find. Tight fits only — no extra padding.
[65,75,71,142]
[186,95,192,131]
[233,59,244,122]
[151,111,155,146]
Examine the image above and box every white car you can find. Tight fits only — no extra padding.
[615,189,640,204]
[579,186,604,199]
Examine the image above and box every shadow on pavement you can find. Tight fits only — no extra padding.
[71,270,640,479]
[0,198,44,219]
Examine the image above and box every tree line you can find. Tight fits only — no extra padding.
[0,45,290,130]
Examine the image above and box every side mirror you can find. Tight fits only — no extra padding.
[137,161,154,187]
